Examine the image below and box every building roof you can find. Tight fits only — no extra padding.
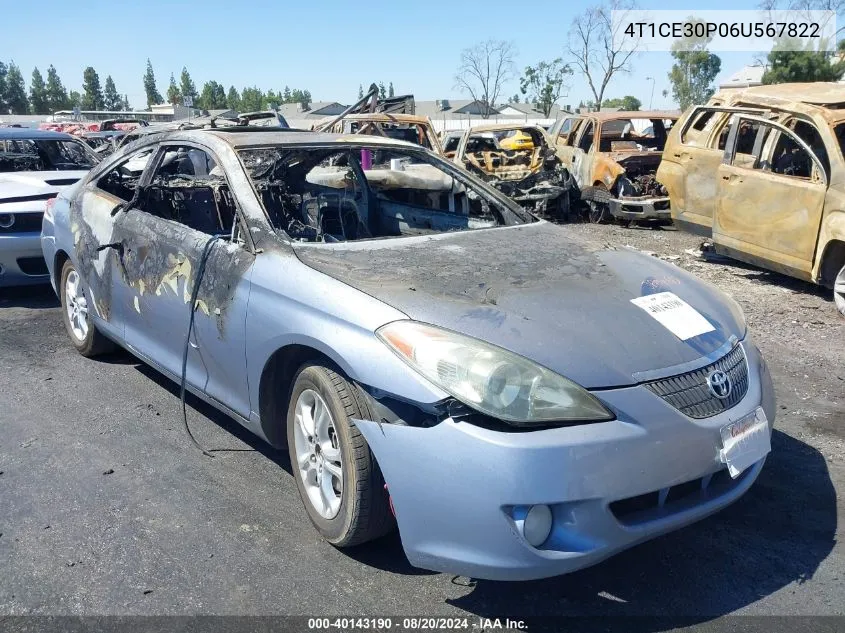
[0,127,74,140]
[719,64,766,89]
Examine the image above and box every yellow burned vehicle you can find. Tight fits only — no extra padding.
[657,83,845,316]
[549,111,679,224]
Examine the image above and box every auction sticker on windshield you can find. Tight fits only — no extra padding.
[719,408,771,478]
[630,291,715,340]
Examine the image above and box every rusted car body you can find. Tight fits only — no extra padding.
[657,83,845,316]
[313,113,443,155]
[452,124,573,220]
[549,111,678,223]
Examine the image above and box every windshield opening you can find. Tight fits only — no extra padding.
[0,138,98,172]
[598,118,676,152]
[239,145,531,243]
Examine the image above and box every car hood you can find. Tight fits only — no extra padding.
[293,223,745,389]
[0,170,88,202]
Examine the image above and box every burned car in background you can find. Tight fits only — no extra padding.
[441,129,463,159]
[43,127,774,580]
[0,127,99,286]
[452,124,573,220]
[314,112,442,154]
[658,83,845,317]
[550,112,678,224]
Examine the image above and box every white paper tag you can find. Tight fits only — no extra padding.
[630,291,715,340]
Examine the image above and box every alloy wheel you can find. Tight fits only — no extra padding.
[293,388,343,519]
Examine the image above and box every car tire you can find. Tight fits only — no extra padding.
[59,259,114,357]
[834,262,845,318]
[583,185,611,224]
[287,362,394,547]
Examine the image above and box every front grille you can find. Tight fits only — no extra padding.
[17,256,48,275]
[645,345,748,419]
[0,212,43,234]
[610,467,752,526]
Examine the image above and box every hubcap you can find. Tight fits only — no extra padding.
[64,269,89,342]
[293,389,343,519]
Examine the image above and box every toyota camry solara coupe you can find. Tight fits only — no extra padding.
[41,128,776,581]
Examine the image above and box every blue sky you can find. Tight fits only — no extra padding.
[4,0,766,111]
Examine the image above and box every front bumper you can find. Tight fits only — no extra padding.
[0,232,50,287]
[609,196,671,221]
[355,340,775,581]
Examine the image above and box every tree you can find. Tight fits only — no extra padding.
[122,95,131,111]
[29,67,48,114]
[226,86,241,111]
[103,75,122,111]
[667,23,721,110]
[289,88,311,105]
[240,86,265,112]
[81,66,104,110]
[566,0,639,109]
[198,80,227,110]
[166,73,181,106]
[508,93,521,104]
[357,84,363,99]
[179,67,197,102]
[143,59,162,106]
[763,41,845,84]
[378,82,386,99]
[519,58,573,116]
[283,85,292,102]
[68,90,82,110]
[5,63,29,114]
[388,81,395,97]
[45,65,69,112]
[0,62,7,113]
[454,40,517,117]
[602,95,642,110]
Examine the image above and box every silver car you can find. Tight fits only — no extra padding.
[0,127,98,286]
[41,129,776,581]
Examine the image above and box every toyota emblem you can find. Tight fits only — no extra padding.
[707,370,732,400]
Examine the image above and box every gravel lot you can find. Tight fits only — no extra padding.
[0,223,842,631]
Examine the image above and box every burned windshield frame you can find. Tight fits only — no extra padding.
[0,138,100,172]
[236,143,535,241]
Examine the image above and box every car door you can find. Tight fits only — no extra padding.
[556,118,593,189]
[113,141,256,417]
[71,145,157,342]
[714,115,828,277]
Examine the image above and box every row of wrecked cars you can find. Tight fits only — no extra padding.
[1,82,844,317]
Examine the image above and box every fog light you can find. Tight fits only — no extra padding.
[522,504,553,547]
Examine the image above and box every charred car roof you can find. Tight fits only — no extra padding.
[0,127,76,141]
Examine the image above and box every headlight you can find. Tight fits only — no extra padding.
[376,321,613,427]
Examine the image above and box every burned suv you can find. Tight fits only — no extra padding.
[549,111,678,224]
[658,83,845,317]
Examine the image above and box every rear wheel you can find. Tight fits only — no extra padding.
[287,362,393,547]
[834,263,845,317]
[59,259,113,357]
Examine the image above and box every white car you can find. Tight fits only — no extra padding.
[0,127,99,286]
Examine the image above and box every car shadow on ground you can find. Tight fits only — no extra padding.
[0,283,58,309]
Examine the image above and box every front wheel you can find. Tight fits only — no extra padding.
[834,262,845,317]
[286,362,394,547]
[59,259,113,357]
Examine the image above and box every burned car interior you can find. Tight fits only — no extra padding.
[240,146,525,242]
[462,127,552,179]
[98,146,237,236]
[0,138,97,173]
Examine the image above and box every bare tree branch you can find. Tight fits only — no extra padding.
[566,0,640,108]
[454,40,517,117]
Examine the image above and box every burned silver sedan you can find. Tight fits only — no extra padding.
[42,129,775,580]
